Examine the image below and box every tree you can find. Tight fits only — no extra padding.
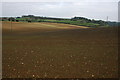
[8,17,15,21]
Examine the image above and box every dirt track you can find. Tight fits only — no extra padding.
[2,21,118,78]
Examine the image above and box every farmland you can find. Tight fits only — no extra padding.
[1,15,109,27]
[2,21,118,78]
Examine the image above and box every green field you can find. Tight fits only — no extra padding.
[2,16,108,27]
[15,18,105,27]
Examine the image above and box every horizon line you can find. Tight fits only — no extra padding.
[0,15,118,22]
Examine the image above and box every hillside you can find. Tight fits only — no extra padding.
[2,21,118,78]
[1,15,110,28]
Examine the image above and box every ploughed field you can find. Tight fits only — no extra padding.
[2,21,118,78]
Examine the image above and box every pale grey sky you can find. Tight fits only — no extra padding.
[1,0,119,22]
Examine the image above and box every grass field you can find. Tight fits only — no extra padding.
[2,21,118,78]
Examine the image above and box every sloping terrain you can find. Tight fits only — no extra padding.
[2,21,118,78]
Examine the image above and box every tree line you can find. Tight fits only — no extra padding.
[1,15,118,27]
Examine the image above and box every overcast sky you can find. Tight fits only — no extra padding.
[1,0,119,22]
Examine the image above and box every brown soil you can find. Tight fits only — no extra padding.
[2,21,118,78]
